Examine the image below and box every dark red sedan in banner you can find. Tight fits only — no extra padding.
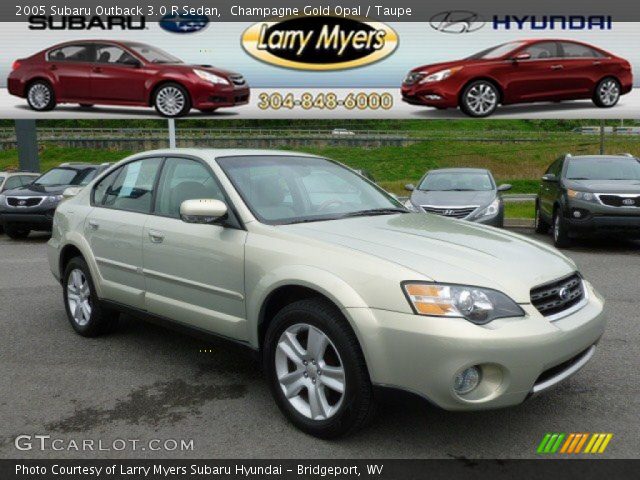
[402,39,632,117]
[8,40,250,117]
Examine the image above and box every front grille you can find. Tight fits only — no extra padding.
[598,194,640,208]
[421,206,477,219]
[7,196,43,207]
[229,75,246,86]
[530,273,585,318]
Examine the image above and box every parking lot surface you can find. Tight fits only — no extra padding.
[0,229,638,459]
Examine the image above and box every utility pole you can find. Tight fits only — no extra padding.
[14,120,40,172]
[168,119,176,149]
[599,119,605,155]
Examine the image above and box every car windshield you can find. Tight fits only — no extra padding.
[34,167,97,187]
[467,41,526,60]
[217,155,406,225]
[124,43,182,64]
[419,172,494,191]
[0,176,5,185]
[566,158,640,180]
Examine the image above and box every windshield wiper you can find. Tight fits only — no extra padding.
[336,208,409,219]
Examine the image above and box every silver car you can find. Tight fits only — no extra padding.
[48,149,605,438]
[404,168,512,227]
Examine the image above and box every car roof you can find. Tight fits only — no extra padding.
[565,155,638,161]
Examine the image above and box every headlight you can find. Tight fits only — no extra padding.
[480,198,500,217]
[419,67,463,83]
[45,195,63,205]
[403,199,419,212]
[193,69,230,85]
[567,189,597,202]
[402,282,525,325]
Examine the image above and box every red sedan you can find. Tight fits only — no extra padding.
[8,40,250,117]
[402,39,633,117]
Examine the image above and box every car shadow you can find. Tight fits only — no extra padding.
[509,227,640,253]
[14,104,241,118]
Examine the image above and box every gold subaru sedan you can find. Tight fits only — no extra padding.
[48,150,606,438]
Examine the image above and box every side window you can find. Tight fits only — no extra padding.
[93,158,161,213]
[95,45,137,65]
[522,42,559,60]
[560,42,601,58]
[48,45,94,63]
[3,176,23,190]
[545,158,561,176]
[155,158,225,218]
[551,159,564,177]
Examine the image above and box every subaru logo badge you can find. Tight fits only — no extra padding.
[622,198,635,206]
[159,14,209,34]
[558,287,570,301]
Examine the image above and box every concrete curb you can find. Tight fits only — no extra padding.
[505,218,535,228]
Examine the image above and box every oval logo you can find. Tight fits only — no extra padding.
[159,14,209,34]
[622,198,635,206]
[430,11,485,34]
[242,16,398,71]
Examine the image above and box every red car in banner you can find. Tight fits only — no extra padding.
[8,40,250,117]
[402,39,633,117]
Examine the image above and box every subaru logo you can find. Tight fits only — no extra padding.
[159,14,209,34]
[622,198,635,206]
[558,287,570,301]
[430,11,485,34]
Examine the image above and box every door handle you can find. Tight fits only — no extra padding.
[592,61,602,66]
[88,219,99,230]
[148,230,165,243]
[550,64,564,70]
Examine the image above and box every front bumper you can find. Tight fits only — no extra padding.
[401,79,461,108]
[0,210,55,230]
[191,83,250,110]
[564,213,640,236]
[346,280,605,410]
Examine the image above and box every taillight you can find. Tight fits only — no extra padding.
[11,60,21,71]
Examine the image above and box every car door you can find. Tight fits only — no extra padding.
[142,156,248,340]
[85,157,162,309]
[540,158,563,219]
[90,44,147,103]
[503,42,566,102]
[558,41,604,97]
[46,44,94,99]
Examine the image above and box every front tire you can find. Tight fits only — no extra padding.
[552,210,571,248]
[63,257,119,337]
[26,81,56,111]
[535,201,550,234]
[4,224,30,239]
[593,77,620,108]
[153,83,191,118]
[460,80,499,117]
[263,298,375,438]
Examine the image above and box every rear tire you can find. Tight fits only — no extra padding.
[63,256,119,337]
[26,80,56,111]
[552,210,571,248]
[535,201,550,234]
[4,224,30,239]
[263,298,375,438]
[592,77,620,108]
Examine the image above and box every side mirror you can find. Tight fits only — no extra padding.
[512,52,531,62]
[404,184,415,192]
[62,186,82,199]
[121,58,141,68]
[180,199,228,224]
[541,174,557,182]
[497,184,512,192]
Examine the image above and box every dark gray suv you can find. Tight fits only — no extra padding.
[536,153,640,247]
[404,168,511,227]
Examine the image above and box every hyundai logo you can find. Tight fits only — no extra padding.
[429,11,485,34]
[622,198,635,206]
[558,287,570,301]
[443,210,457,216]
[159,14,209,34]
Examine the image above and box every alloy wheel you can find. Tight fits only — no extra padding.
[66,268,92,326]
[598,79,620,106]
[28,83,51,110]
[156,86,186,116]
[465,83,498,115]
[275,323,346,421]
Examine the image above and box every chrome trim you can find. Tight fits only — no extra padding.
[595,192,640,207]
[532,345,596,394]
[540,279,589,322]
[95,256,139,273]
[6,196,45,208]
[420,204,479,210]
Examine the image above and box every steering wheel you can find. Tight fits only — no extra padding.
[318,199,347,212]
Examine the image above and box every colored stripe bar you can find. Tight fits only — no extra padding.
[537,433,552,454]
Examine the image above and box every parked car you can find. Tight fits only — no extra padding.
[0,170,40,234]
[404,168,511,227]
[0,163,110,239]
[8,40,250,117]
[49,149,605,438]
[402,39,632,117]
[332,129,356,136]
[536,153,640,247]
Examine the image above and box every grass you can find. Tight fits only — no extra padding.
[504,201,535,219]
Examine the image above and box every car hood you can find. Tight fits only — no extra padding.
[565,179,640,193]
[167,63,241,78]
[284,214,576,303]
[1,184,67,196]
[410,189,496,207]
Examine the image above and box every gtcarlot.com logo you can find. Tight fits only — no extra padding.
[537,432,613,454]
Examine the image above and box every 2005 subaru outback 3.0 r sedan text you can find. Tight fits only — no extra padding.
[48,149,606,438]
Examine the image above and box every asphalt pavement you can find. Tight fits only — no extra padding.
[0,229,638,459]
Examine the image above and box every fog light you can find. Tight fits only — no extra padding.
[424,94,442,100]
[573,210,582,218]
[454,366,481,395]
